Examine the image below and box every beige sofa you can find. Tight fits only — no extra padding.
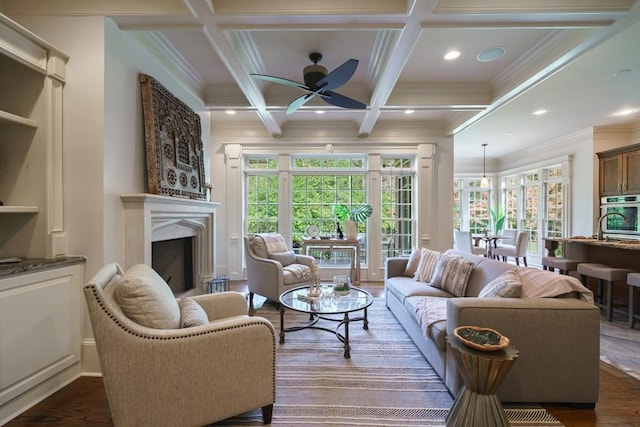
[385,249,600,407]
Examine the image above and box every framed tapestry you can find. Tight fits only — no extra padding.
[139,73,207,200]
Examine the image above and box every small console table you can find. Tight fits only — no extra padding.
[302,238,361,284]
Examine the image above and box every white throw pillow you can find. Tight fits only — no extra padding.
[115,264,181,329]
[430,253,475,297]
[178,297,209,328]
[478,270,523,298]
[413,248,441,283]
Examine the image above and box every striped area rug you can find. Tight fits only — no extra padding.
[213,298,562,426]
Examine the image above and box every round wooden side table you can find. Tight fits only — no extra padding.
[445,334,519,427]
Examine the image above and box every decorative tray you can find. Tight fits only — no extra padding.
[453,326,509,351]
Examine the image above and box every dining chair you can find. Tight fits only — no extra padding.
[454,230,486,257]
[493,231,530,266]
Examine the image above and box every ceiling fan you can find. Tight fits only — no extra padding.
[250,52,367,114]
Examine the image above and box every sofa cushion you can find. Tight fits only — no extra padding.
[115,264,181,329]
[269,250,297,267]
[414,248,441,282]
[178,297,209,328]
[403,248,422,277]
[478,269,523,298]
[387,276,453,304]
[430,253,475,297]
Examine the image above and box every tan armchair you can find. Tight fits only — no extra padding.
[244,233,317,305]
[84,263,275,427]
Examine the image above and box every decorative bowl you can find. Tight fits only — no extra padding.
[453,326,509,351]
[333,289,351,296]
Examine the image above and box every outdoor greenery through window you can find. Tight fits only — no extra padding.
[245,158,278,234]
[380,158,414,262]
[545,166,564,240]
[291,155,368,265]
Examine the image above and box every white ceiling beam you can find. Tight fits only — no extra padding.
[184,0,282,136]
[358,0,438,136]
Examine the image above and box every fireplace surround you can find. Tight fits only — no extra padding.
[120,194,220,294]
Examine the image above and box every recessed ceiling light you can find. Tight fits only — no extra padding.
[444,50,461,61]
[614,108,638,116]
[225,110,236,115]
[533,109,547,116]
[315,110,325,114]
[477,46,506,62]
[404,109,415,115]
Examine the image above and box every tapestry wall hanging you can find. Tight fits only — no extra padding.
[140,73,206,200]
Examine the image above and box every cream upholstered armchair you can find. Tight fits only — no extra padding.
[454,230,486,256]
[244,233,317,305]
[493,231,530,266]
[84,263,276,427]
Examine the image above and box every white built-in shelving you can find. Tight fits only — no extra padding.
[0,13,68,259]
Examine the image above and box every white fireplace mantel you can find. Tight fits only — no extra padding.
[120,194,220,293]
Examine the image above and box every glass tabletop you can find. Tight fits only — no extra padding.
[279,285,374,315]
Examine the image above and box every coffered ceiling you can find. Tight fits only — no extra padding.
[5,0,640,160]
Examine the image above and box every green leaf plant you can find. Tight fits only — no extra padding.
[489,206,506,234]
[333,204,373,223]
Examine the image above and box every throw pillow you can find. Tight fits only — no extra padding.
[413,248,441,283]
[115,264,181,329]
[478,270,523,298]
[402,248,422,277]
[269,250,297,266]
[178,297,209,328]
[430,253,475,296]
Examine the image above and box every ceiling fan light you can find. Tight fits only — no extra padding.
[303,64,328,88]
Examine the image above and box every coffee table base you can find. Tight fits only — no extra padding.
[279,306,368,358]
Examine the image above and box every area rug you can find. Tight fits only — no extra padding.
[213,298,563,426]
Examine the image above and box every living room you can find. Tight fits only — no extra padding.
[1,1,640,425]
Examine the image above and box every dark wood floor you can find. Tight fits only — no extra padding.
[7,281,640,427]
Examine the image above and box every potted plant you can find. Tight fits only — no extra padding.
[333,204,373,240]
[489,206,506,235]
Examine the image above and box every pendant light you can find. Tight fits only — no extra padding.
[480,143,489,188]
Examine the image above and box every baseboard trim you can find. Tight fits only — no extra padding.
[81,338,101,375]
[0,364,81,425]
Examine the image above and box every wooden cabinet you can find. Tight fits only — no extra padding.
[0,14,68,259]
[598,144,640,196]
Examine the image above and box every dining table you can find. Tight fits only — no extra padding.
[472,234,502,258]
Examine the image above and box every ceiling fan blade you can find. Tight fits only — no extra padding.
[250,74,310,91]
[321,90,366,110]
[286,93,316,114]
[316,59,358,91]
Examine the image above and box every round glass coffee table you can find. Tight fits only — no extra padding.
[278,285,374,358]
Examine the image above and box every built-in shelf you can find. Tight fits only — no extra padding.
[0,206,39,213]
[0,110,38,128]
